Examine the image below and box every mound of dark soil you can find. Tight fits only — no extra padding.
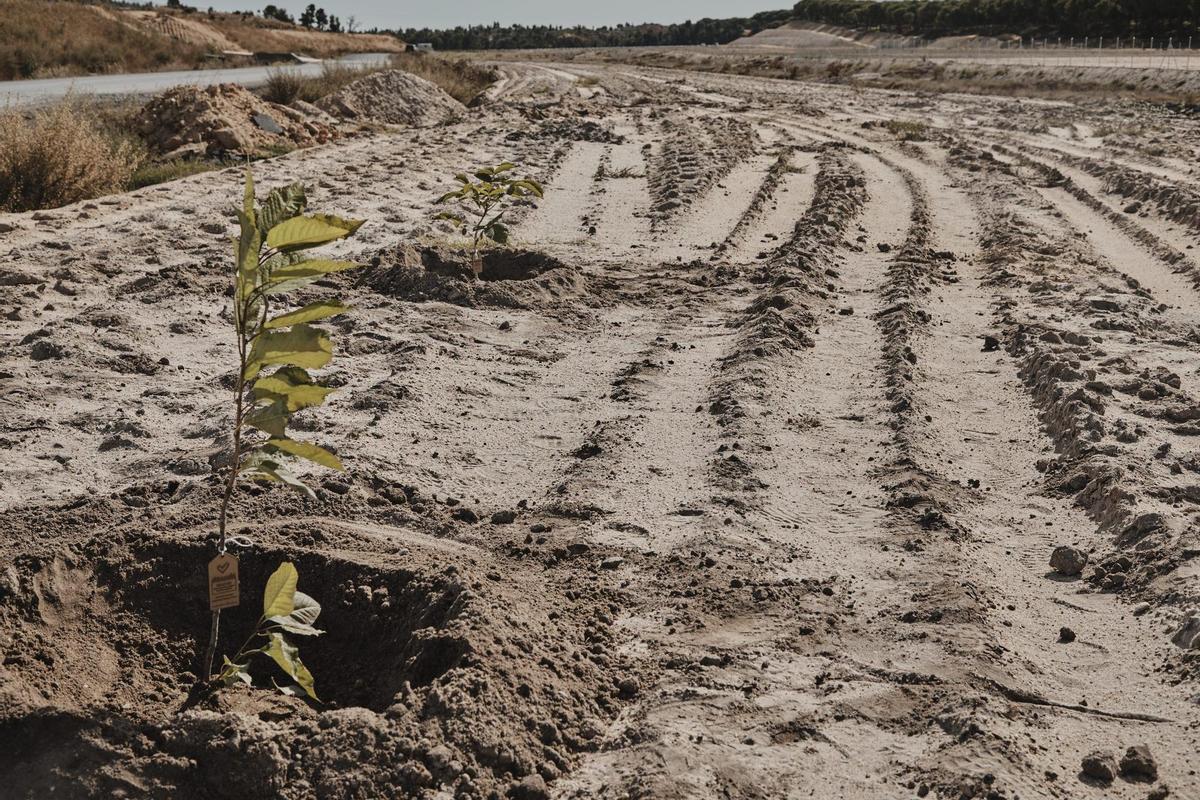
[361,244,586,308]
[0,481,625,800]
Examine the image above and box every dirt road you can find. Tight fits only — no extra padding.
[1,62,1199,800]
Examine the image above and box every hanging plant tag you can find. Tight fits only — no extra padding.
[208,553,240,611]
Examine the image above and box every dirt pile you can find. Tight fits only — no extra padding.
[317,70,463,127]
[362,243,584,308]
[0,481,627,800]
[138,84,337,157]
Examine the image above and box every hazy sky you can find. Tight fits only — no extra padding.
[202,1,786,30]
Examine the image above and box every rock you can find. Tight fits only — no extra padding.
[452,507,478,524]
[252,112,284,134]
[507,774,549,800]
[981,334,1000,352]
[0,565,20,598]
[1146,786,1170,800]
[1171,614,1200,649]
[1059,626,1076,643]
[491,509,517,525]
[1050,545,1088,577]
[599,556,624,570]
[616,677,639,697]
[1081,750,1117,783]
[1132,601,1151,616]
[1119,745,1158,781]
[30,340,65,361]
[210,127,244,151]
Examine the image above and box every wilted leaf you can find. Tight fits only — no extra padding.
[219,655,254,687]
[244,399,290,437]
[262,562,298,618]
[265,631,318,700]
[266,214,364,251]
[266,437,344,471]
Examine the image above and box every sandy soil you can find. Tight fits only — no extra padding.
[2,60,1200,800]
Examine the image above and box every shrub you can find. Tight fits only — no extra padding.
[0,102,143,213]
[264,67,306,105]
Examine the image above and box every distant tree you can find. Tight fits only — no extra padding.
[263,4,293,23]
[346,14,357,33]
[299,3,316,28]
[167,0,182,7]
[328,15,342,33]
[314,7,327,30]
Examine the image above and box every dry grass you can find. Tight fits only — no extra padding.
[389,53,498,105]
[0,102,144,212]
[0,1,205,80]
[264,56,498,107]
[263,62,392,105]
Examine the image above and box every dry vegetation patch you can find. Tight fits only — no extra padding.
[0,103,142,213]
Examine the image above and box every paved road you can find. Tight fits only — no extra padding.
[0,52,393,107]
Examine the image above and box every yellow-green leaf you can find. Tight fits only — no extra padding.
[253,367,334,411]
[265,214,364,251]
[265,301,351,330]
[245,324,332,379]
[265,631,318,700]
[266,437,344,471]
[245,458,315,499]
[267,259,359,283]
[244,400,289,437]
[243,169,255,216]
[262,562,298,618]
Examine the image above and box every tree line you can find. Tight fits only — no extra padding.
[396,10,792,50]
[792,0,1200,40]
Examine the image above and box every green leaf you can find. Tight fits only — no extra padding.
[257,182,307,236]
[487,222,510,245]
[244,400,290,437]
[263,562,298,618]
[245,324,332,379]
[266,437,344,471]
[235,209,262,306]
[219,655,253,687]
[265,631,318,700]
[266,214,364,251]
[268,590,323,636]
[253,367,334,412]
[265,301,351,330]
[245,457,315,499]
[243,169,255,217]
[264,259,360,294]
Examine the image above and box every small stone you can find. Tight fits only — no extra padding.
[1059,626,1076,643]
[452,507,478,524]
[1050,545,1088,577]
[1172,614,1200,650]
[1119,745,1158,781]
[507,774,549,800]
[1132,601,1151,616]
[981,335,1000,352]
[491,509,517,525]
[599,556,624,570]
[1080,750,1117,783]
[616,677,639,697]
